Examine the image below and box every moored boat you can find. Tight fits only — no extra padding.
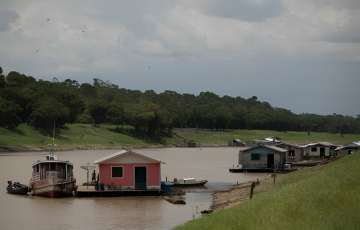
[173,178,208,187]
[7,181,29,195]
[30,154,77,197]
[29,135,77,198]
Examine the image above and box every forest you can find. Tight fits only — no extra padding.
[1,67,359,138]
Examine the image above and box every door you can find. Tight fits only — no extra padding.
[320,148,325,157]
[135,167,147,190]
[267,154,274,169]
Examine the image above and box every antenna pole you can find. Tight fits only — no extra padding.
[52,120,56,146]
[49,120,56,157]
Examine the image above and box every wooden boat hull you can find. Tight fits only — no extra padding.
[31,181,77,198]
[173,180,208,187]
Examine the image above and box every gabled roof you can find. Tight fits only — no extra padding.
[241,144,288,153]
[264,137,281,143]
[335,142,360,151]
[94,150,161,164]
[353,141,360,146]
[278,142,304,149]
[303,142,337,148]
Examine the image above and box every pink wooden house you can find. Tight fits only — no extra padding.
[94,150,161,191]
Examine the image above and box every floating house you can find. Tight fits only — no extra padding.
[303,142,337,158]
[238,144,288,171]
[277,143,304,163]
[94,150,161,191]
[335,141,360,155]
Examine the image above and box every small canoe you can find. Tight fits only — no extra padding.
[7,181,29,195]
[173,178,208,187]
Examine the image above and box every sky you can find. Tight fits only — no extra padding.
[0,0,359,116]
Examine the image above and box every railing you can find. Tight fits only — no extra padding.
[32,171,73,182]
[31,173,40,181]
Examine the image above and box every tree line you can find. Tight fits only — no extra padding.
[1,67,359,137]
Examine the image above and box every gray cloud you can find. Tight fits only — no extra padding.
[311,0,360,9]
[0,9,18,31]
[205,0,284,22]
[0,0,359,115]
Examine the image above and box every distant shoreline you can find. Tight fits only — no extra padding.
[1,124,359,153]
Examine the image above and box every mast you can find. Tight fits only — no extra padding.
[48,120,56,160]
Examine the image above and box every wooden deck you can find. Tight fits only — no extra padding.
[229,168,297,173]
[76,186,162,197]
[229,168,275,173]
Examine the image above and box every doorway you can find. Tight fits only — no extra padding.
[320,147,325,157]
[267,154,274,169]
[135,167,147,190]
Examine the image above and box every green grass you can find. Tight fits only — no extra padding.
[0,124,153,151]
[168,128,360,145]
[0,124,359,151]
[176,153,360,230]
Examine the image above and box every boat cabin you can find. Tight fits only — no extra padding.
[31,157,74,183]
[238,144,288,171]
[335,142,360,155]
[94,150,162,191]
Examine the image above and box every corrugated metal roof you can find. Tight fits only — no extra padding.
[303,142,337,148]
[240,144,287,153]
[265,145,288,153]
[94,150,161,164]
[279,142,304,149]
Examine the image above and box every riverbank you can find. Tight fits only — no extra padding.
[176,152,360,230]
[1,124,359,152]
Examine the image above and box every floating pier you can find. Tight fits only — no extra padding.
[76,186,162,197]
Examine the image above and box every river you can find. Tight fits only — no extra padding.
[0,147,266,230]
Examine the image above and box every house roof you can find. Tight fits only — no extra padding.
[303,142,337,148]
[278,142,304,149]
[335,142,360,151]
[94,150,162,164]
[241,144,288,153]
[264,137,281,143]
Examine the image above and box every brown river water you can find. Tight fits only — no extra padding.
[0,147,266,230]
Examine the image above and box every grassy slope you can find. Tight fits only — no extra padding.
[0,124,152,151]
[169,128,360,145]
[177,153,360,230]
[0,124,359,151]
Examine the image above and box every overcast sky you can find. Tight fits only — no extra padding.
[0,0,359,116]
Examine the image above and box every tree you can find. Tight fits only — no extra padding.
[89,101,108,125]
[30,98,70,133]
[6,71,36,87]
[0,97,21,129]
[0,69,5,88]
[55,89,84,122]
[107,102,125,125]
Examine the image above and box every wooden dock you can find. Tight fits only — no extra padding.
[229,167,297,173]
[76,186,162,197]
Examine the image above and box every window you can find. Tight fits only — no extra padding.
[311,147,317,152]
[288,150,295,158]
[251,153,261,160]
[111,166,123,178]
